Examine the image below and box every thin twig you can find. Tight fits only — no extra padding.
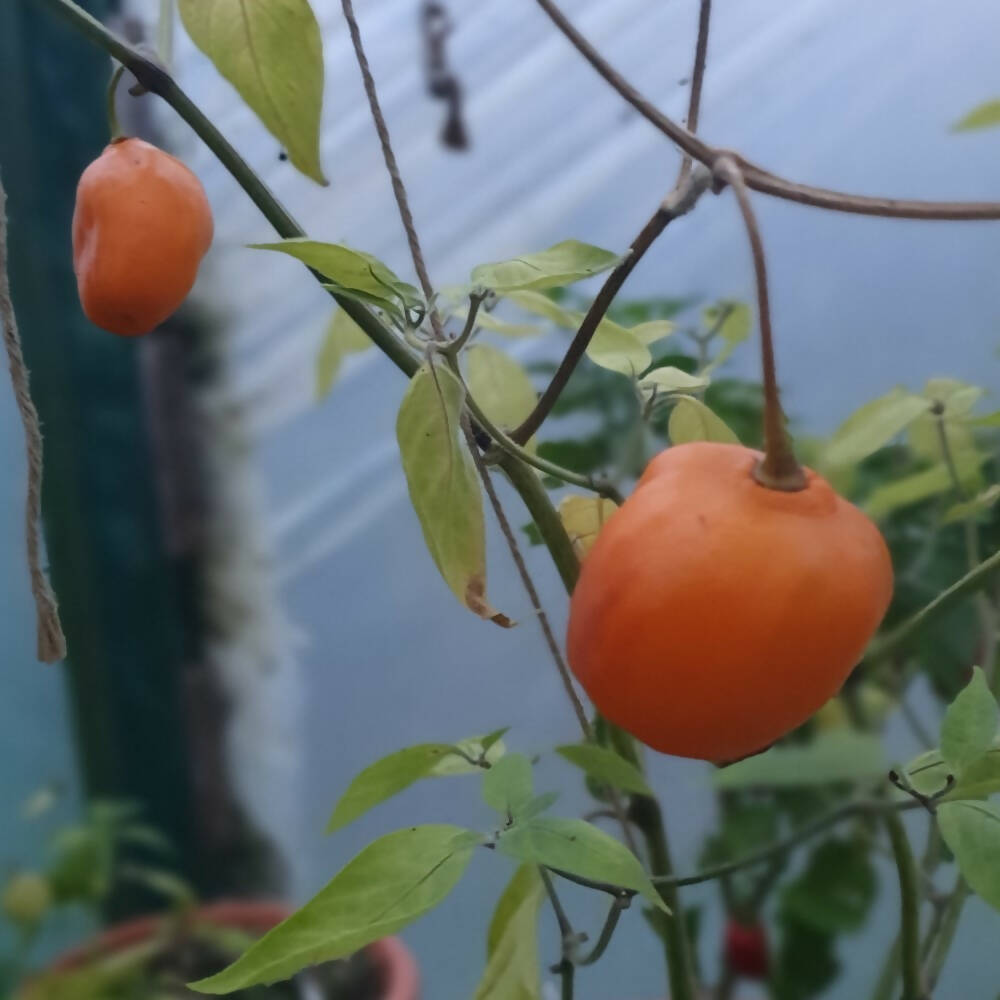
[658,798,921,888]
[533,0,1000,221]
[463,421,594,741]
[713,156,804,490]
[922,878,968,990]
[511,167,712,444]
[0,178,66,663]
[678,0,712,183]
[577,893,631,966]
[884,810,927,1000]
[340,0,443,337]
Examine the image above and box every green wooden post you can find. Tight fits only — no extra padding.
[0,0,275,912]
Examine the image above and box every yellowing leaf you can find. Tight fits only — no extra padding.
[471,240,621,292]
[465,345,538,444]
[557,495,618,559]
[396,364,511,626]
[639,367,709,395]
[668,397,738,444]
[179,0,327,184]
[953,100,1000,132]
[629,320,674,345]
[316,309,371,399]
[586,323,650,376]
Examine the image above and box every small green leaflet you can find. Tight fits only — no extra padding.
[555,744,652,796]
[497,817,667,911]
[191,826,481,993]
[465,345,538,443]
[903,746,1000,801]
[865,455,985,519]
[713,731,887,790]
[822,389,931,468]
[316,308,372,399]
[483,753,535,817]
[327,743,499,833]
[668,396,739,445]
[396,364,511,627]
[941,667,1000,774]
[505,290,652,374]
[250,240,421,321]
[938,802,1000,911]
[473,866,544,1000]
[432,734,508,776]
[639,367,710,397]
[952,99,1000,132]
[178,0,327,184]
[944,485,1000,524]
[471,240,621,292]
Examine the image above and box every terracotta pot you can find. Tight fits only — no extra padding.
[34,899,419,1000]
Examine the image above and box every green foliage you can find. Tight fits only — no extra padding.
[251,240,422,326]
[668,396,739,444]
[952,99,1000,132]
[483,754,536,816]
[822,389,931,469]
[713,731,887,790]
[904,746,1000,801]
[497,817,666,911]
[396,363,509,625]
[940,666,999,773]
[178,0,327,184]
[192,827,482,993]
[473,866,544,1000]
[316,308,372,399]
[464,344,538,440]
[555,743,652,796]
[938,802,1000,910]
[327,740,504,833]
[471,240,621,292]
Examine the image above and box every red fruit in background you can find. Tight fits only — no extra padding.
[725,919,769,979]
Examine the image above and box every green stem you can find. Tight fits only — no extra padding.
[868,935,902,1000]
[577,895,630,966]
[630,795,698,1000]
[884,811,926,1000]
[866,546,1000,664]
[105,62,125,140]
[497,454,580,593]
[923,878,968,991]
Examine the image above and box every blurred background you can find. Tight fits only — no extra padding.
[2,0,1000,997]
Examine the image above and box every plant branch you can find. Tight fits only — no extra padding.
[577,893,631,966]
[340,0,443,337]
[534,0,1000,221]
[866,546,1000,663]
[922,878,968,990]
[540,868,578,999]
[678,0,712,183]
[714,156,804,490]
[659,798,921,888]
[511,167,712,444]
[884,810,926,1000]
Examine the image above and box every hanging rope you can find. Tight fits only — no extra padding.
[0,175,66,663]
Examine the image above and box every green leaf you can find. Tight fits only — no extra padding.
[251,240,420,317]
[178,0,327,184]
[327,744,465,833]
[704,301,751,344]
[921,377,984,417]
[953,99,1000,132]
[628,320,675,345]
[639,367,709,396]
[586,322,651,376]
[480,728,511,755]
[473,311,543,338]
[517,792,559,822]
[316,308,372,399]
[713,731,888,790]
[944,485,1000,524]
[432,735,507,776]
[668,396,739,444]
[471,241,621,292]
[780,838,876,933]
[865,455,985,519]
[396,363,510,626]
[191,826,480,992]
[497,817,666,911]
[483,754,535,816]
[555,744,652,796]
[904,746,1000,801]
[941,667,999,773]
[465,345,538,439]
[557,495,619,560]
[938,801,1000,910]
[823,389,931,468]
[474,866,544,1000]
